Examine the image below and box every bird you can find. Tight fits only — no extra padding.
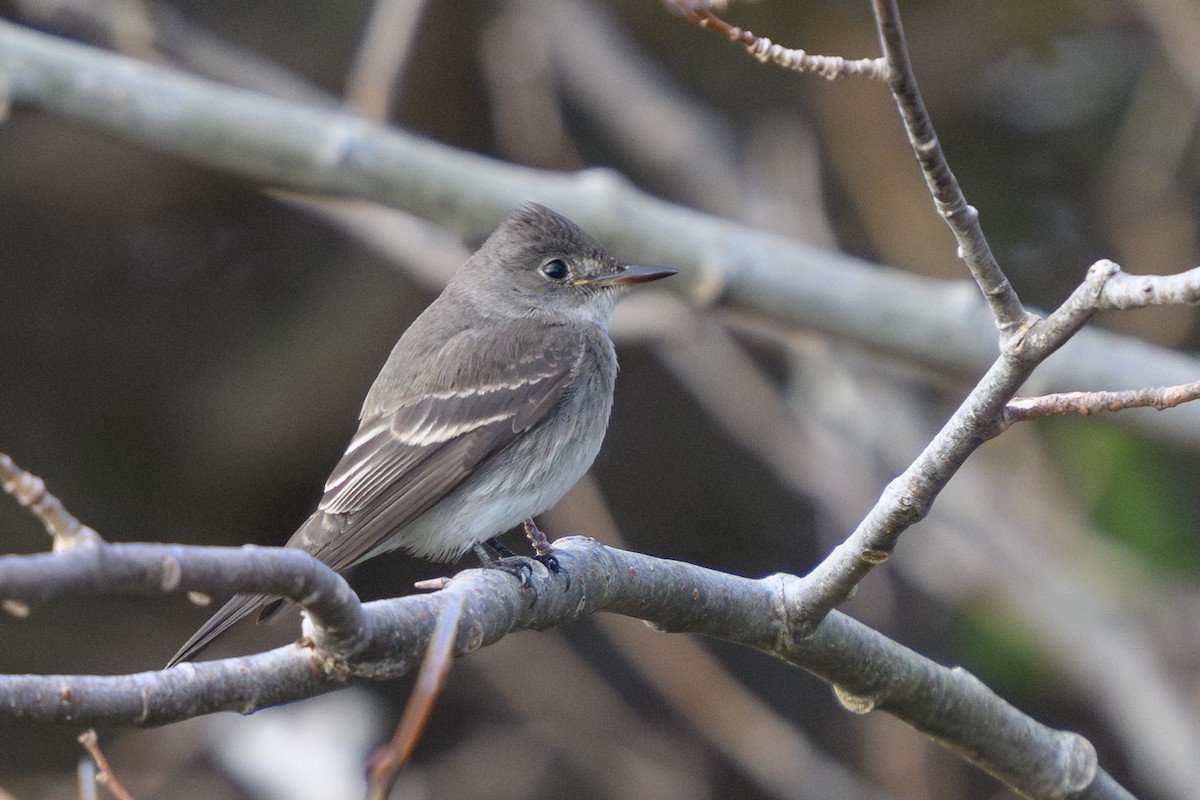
[167,203,676,666]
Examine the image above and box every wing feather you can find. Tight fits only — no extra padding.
[170,335,581,665]
[296,336,579,571]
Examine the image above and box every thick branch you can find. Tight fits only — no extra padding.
[0,537,1133,800]
[0,543,371,658]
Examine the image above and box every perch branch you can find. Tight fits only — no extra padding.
[0,537,1134,800]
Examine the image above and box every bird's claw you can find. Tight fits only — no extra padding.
[474,542,537,597]
[534,551,569,589]
[475,521,569,598]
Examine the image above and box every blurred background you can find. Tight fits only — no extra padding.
[1,1,1199,798]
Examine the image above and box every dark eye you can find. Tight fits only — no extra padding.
[540,259,569,281]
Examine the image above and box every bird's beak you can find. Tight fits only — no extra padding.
[585,264,677,287]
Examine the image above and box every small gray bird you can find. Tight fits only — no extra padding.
[168,203,675,666]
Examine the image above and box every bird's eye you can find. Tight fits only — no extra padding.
[540,259,569,281]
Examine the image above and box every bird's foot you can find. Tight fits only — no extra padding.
[481,537,516,559]
[473,522,570,599]
[474,542,537,594]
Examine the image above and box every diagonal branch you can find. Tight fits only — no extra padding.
[1,453,101,552]
[77,730,135,800]
[796,258,1152,626]
[365,590,463,799]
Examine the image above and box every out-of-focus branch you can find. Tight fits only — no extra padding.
[78,730,134,800]
[488,0,749,220]
[344,0,428,120]
[1,20,1199,448]
[12,0,335,105]
[1129,0,1200,105]
[0,536,1133,800]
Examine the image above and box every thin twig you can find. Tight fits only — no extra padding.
[78,730,135,800]
[366,592,464,799]
[0,453,101,552]
[1007,381,1200,424]
[1097,260,1200,309]
[664,1,887,80]
[664,2,1032,338]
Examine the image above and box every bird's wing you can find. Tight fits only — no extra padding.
[290,338,579,572]
[167,335,579,668]
[166,593,272,667]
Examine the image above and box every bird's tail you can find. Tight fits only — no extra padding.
[165,592,273,668]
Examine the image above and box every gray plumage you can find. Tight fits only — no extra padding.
[168,203,674,666]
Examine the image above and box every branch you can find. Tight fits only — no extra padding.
[0,539,371,661]
[1006,380,1200,423]
[666,2,1031,338]
[0,20,1197,449]
[0,537,1133,800]
[77,730,134,800]
[1096,261,1200,309]
[365,592,462,799]
[869,0,1030,339]
[344,0,428,119]
[665,1,887,80]
[658,4,1197,629]
[796,260,1163,623]
[0,452,101,552]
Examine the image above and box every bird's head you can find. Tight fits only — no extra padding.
[456,203,676,325]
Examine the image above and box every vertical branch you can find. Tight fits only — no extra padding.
[870,0,1033,341]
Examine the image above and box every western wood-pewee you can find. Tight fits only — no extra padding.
[168,203,675,665]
